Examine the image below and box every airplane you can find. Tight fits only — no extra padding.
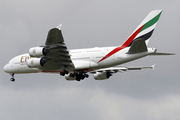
[3,10,174,82]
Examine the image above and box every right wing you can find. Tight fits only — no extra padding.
[90,64,155,74]
[89,65,155,80]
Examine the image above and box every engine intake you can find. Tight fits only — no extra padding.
[26,58,46,68]
[93,72,112,80]
[29,47,49,57]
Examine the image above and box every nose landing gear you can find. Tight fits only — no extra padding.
[10,73,15,82]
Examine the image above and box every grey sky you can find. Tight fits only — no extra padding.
[1,0,180,120]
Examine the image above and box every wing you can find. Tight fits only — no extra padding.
[45,24,64,45]
[89,65,155,80]
[90,64,155,74]
[42,24,74,70]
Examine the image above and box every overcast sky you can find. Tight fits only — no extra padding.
[0,0,180,120]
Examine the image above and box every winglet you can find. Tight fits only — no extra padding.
[56,24,63,30]
[151,64,155,70]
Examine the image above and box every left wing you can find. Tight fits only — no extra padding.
[45,24,65,45]
[42,25,74,70]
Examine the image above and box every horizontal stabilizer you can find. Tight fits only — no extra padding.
[150,52,175,55]
[127,38,147,54]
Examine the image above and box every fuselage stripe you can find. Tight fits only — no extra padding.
[128,29,154,46]
[98,24,145,62]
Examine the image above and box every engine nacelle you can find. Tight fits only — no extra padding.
[65,74,76,81]
[29,47,48,57]
[93,72,112,80]
[26,58,46,68]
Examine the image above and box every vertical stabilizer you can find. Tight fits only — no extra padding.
[98,10,163,63]
[124,10,162,47]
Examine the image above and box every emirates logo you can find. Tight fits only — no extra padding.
[33,49,36,54]
[31,60,34,65]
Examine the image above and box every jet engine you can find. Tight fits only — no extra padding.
[29,47,49,57]
[93,72,112,80]
[26,58,46,68]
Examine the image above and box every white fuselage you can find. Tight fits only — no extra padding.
[3,46,156,74]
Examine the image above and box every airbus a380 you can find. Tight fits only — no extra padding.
[3,10,174,82]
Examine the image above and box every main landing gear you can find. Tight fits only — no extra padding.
[10,73,15,82]
[60,71,89,81]
[71,72,89,81]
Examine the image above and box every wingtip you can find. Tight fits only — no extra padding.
[56,24,63,30]
[152,9,163,13]
[151,64,155,70]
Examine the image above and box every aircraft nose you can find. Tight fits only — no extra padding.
[3,64,9,73]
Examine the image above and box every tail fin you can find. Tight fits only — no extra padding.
[98,10,162,63]
[122,10,162,47]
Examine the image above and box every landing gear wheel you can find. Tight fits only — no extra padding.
[75,74,81,81]
[10,78,15,82]
[60,72,65,76]
[10,73,15,82]
[64,70,69,74]
[70,73,75,77]
[60,70,69,76]
[76,78,80,81]
[85,74,89,78]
